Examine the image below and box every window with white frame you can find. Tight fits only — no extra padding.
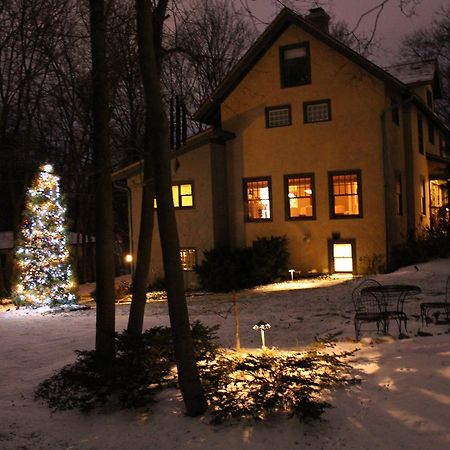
[303,100,331,123]
[266,105,291,128]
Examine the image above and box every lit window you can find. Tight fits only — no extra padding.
[266,105,291,128]
[332,243,354,273]
[430,180,446,208]
[280,43,311,88]
[243,178,272,221]
[173,183,193,207]
[304,100,331,123]
[329,171,362,218]
[285,174,315,219]
[180,248,196,271]
[153,182,194,208]
[395,174,403,216]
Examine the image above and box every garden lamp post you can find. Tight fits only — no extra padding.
[253,320,271,348]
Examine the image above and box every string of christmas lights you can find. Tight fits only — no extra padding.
[14,164,77,307]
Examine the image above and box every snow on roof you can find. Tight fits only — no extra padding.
[384,60,436,86]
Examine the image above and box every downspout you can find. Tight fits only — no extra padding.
[380,96,413,271]
[113,182,134,277]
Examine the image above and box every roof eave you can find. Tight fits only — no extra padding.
[111,128,235,181]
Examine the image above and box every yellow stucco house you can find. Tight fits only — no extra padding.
[113,7,449,286]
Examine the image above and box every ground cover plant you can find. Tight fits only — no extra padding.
[36,320,353,422]
[199,347,354,423]
[35,321,219,411]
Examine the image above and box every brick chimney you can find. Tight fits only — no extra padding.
[305,7,330,33]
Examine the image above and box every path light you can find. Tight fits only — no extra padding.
[125,254,133,275]
[253,320,271,348]
[289,269,295,281]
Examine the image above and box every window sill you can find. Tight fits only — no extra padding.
[330,214,362,220]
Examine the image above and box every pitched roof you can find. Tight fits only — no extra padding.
[194,7,409,125]
[384,60,442,97]
[385,60,436,85]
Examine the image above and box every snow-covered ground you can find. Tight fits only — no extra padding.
[1,259,449,449]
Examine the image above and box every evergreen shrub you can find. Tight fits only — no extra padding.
[199,348,354,423]
[195,236,289,292]
[35,321,219,411]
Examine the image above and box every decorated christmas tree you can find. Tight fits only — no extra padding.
[14,163,77,307]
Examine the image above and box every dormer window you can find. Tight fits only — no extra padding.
[280,43,311,88]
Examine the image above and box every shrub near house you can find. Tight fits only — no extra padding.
[195,236,289,292]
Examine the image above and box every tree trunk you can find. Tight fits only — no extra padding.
[134,0,207,416]
[89,0,115,361]
[127,160,155,335]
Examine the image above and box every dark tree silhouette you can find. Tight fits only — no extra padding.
[89,0,115,361]
[132,0,206,416]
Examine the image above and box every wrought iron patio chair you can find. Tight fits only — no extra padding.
[420,275,450,326]
[352,278,385,340]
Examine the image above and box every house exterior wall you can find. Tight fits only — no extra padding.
[383,92,408,249]
[221,24,388,274]
[127,144,217,288]
[409,104,432,231]
[122,15,448,285]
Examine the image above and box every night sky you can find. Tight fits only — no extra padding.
[243,0,446,65]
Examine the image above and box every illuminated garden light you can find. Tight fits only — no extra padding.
[289,269,295,281]
[13,163,77,307]
[253,320,271,348]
